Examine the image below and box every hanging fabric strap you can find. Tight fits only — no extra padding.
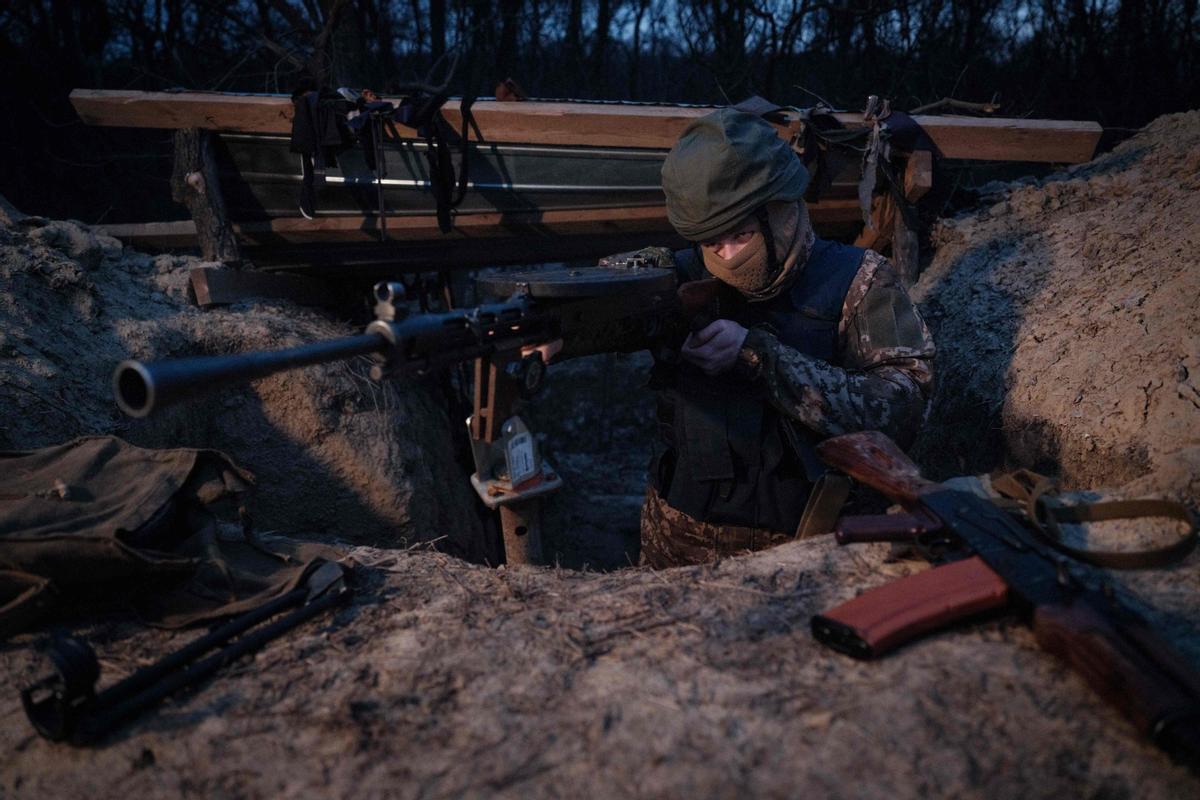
[991,469,1198,569]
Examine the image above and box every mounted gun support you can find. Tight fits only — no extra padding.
[113,267,724,565]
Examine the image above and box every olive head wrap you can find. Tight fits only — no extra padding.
[661,107,810,242]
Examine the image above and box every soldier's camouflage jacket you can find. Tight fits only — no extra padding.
[628,245,936,447]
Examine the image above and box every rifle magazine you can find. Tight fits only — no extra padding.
[812,556,1010,658]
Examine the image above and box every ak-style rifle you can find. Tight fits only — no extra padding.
[812,431,1200,770]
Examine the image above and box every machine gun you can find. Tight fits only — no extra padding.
[811,431,1200,770]
[113,265,727,564]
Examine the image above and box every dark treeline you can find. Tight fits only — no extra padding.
[1,1,1196,222]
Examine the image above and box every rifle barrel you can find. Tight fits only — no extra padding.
[113,332,388,418]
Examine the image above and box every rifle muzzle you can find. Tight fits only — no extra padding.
[113,333,388,418]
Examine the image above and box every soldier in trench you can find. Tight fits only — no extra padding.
[633,108,936,567]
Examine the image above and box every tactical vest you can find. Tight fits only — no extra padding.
[651,239,864,532]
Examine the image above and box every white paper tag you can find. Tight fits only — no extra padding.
[505,432,537,485]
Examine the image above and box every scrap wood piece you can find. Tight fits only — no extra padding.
[70,90,1103,163]
[903,150,934,203]
[97,199,864,249]
[189,266,332,307]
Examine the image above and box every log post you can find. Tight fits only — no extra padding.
[170,128,240,264]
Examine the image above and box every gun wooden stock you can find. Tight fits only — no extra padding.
[1034,601,1200,763]
[815,430,937,505]
[812,556,1011,657]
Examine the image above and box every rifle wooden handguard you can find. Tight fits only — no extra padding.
[811,556,1010,658]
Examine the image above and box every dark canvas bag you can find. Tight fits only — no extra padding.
[0,437,339,639]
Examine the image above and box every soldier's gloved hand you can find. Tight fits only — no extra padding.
[681,319,748,376]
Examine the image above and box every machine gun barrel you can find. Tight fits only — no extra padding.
[114,333,388,418]
[112,289,537,418]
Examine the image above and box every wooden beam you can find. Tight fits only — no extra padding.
[886,149,934,287]
[70,90,1103,163]
[97,198,864,250]
[903,115,1101,163]
[188,267,332,307]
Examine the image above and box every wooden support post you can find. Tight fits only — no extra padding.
[170,128,240,264]
[856,149,931,287]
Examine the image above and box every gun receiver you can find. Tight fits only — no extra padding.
[114,271,721,418]
[812,431,1200,771]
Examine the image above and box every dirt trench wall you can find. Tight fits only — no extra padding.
[0,214,487,559]
[3,113,1200,798]
[911,111,1200,502]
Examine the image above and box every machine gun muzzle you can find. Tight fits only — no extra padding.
[113,332,388,418]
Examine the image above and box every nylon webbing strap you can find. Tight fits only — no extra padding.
[991,470,1198,569]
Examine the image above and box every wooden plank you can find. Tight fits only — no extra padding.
[70,90,1102,163]
[906,115,1101,163]
[98,220,202,248]
[71,90,296,135]
[903,150,934,202]
[189,267,332,307]
[97,198,863,249]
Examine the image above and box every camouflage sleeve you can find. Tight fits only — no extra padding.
[738,251,935,448]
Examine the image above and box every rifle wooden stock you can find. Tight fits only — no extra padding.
[1034,600,1200,763]
[814,430,936,505]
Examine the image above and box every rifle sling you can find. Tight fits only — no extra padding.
[992,470,1198,569]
